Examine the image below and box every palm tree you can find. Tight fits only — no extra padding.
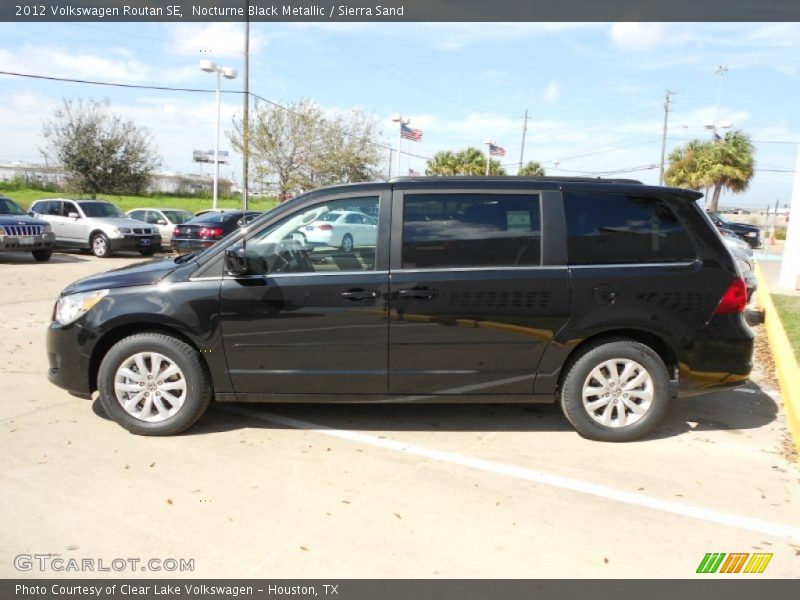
[425,150,459,176]
[664,130,755,212]
[426,147,506,176]
[518,161,546,176]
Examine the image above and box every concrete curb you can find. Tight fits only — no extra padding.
[754,262,800,459]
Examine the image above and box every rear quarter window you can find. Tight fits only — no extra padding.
[564,192,696,265]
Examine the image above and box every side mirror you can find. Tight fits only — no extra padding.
[156,219,168,225]
[68,212,80,219]
[224,245,250,277]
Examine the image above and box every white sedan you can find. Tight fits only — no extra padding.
[300,210,377,252]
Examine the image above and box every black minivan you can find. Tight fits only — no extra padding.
[46,177,753,441]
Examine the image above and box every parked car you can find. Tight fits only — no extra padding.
[0,195,55,261]
[126,208,194,249]
[301,209,378,251]
[719,227,753,255]
[171,211,263,254]
[46,177,753,441]
[723,237,757,301]
[30,199,161,258]
[707,211,762,248]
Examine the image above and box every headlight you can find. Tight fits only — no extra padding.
[42,223,52,233]
[745,231,757,237]
[113,227,131,236]
[54,289,108,326]
[0,226,6,235]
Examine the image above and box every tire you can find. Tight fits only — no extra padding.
[139,247,155,257]
[32,248,52,262]
[97,333,213,436]
[341,233,354,252]
[91,233,113,258]
[559,339,670,442]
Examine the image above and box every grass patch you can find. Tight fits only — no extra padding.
[772,294,800,362]
[1,186,280,214]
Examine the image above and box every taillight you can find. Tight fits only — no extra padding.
[318,224,333,231]
[199,227,224,238]
[172,226,180,237]
[715,277,747,314]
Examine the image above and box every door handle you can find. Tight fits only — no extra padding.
[340,289,379,301]
[397,287,438,300]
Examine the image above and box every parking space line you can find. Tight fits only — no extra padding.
[217,404,800,542]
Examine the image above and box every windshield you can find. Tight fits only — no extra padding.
[80,202,127,218]
[0,197,26,215]
[162,210,194,224]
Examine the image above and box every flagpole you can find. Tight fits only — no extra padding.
[392,115,408,178]
[485,139,494,176]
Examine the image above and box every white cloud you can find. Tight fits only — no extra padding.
[609,23,666,51]
[0,45,153,83]
[542,80,560,104]
[422,23,601,51]
[167,23,263,59]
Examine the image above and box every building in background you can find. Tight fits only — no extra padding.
[0,162,233,196]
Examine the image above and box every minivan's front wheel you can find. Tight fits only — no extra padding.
[97,333,212,435]
[560,340,670,442]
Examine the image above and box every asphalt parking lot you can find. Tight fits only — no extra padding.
[1,250,799,578]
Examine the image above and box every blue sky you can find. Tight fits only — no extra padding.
[1,21,798,207]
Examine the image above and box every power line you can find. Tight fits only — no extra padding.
[0,70,224,94]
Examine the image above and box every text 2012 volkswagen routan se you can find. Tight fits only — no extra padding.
[46,177,753,441]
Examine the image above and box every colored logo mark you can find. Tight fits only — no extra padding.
[696,552,772,574]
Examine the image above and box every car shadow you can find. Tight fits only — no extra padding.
[0,251,89,264]
[90,381,779,441]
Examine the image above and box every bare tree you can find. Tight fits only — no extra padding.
[230,99,382,199]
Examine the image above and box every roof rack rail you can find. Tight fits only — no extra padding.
[389,175,643,185]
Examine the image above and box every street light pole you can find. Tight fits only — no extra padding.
[213,70,221,209]
[484,139,494,176]
[200,60,237,210]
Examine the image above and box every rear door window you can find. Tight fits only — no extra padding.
[401,193,541,269]
[564,192,696,265]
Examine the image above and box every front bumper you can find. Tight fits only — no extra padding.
[109,235,161,252]
[46,320,95,398]
[0,232,55,252]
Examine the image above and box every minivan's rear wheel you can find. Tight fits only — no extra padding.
[97,333,212,435]
[559,339,670,442]
[91,233,112,258]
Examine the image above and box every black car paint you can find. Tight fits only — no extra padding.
[708,212,762,248]
[47,178,753,404]
[171,211,263,254]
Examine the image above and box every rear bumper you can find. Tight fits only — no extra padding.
[677,313,754,397]
[0,232,55,252]
[172,238,218,254]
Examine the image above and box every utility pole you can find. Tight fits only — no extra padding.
[518,109,528,173]
[241,8,250,211]
[658,90,673,185]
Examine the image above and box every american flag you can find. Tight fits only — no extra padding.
[489,143,506,157]
[401,123,423,141]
